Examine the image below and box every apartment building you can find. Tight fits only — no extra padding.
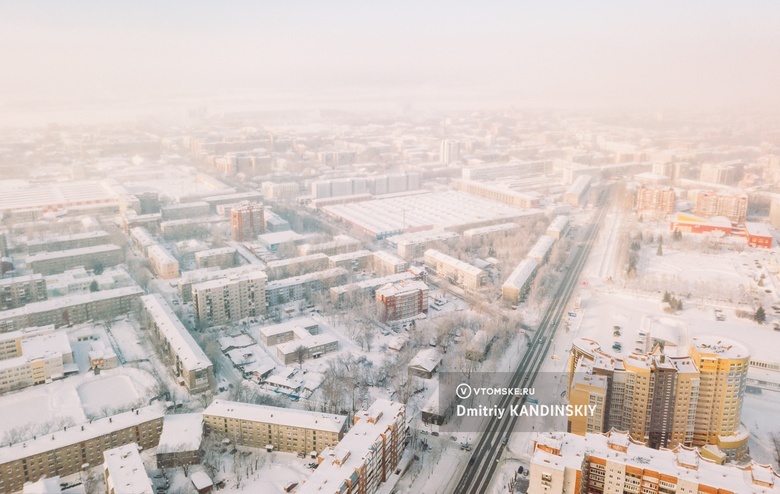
[386,230,459,261]
[257,230,304,252]
[463,222,520,247]
[261,182,300,201]
[0,274,47,310]
[453,179,540,209]
[700,161,743,185]
[230,201,265,241]
[526,235,555,264]
[160,218,216,239]
[129,227,156,254]
[122,212,161,234]
[440,139,460,164]
[692,190,749,224]
[265,254,329,281]
[330,272,416,308]
[156,413,204,469]
[424,249,487,290]
[375,280,428,324]
[191,271,267,327]
[0,329,73,394]
[371,251,407,277]
[27,230,111,254]
[563,175,591,206]
[635,185,675,215]
[139,294,214,393]
[0,286,143,333]
[502,258,538,303]
[297,235,362,257]
[0,407,164,494]
[567,335,749,459]
[266,268,347,306]
[202,191,264,211]
[529,431,779,494]
[546,215,570,240]
[103,444,154,494]
[147,244,180,279]
[328,250,373,271]
[461,160,552,180]
[160,201,210,221]
[28,244,123,275]
[176,265,256,303]
[298,399,407,494]
[203,400,347,455]
[194,247,237,269]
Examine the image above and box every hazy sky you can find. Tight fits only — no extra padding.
[1,1,779,117]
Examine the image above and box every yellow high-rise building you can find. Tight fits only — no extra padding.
[567,335,748,460]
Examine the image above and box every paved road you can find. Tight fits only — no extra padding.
[451,188,612,494]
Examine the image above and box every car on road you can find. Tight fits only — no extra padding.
[501,436,508,445]
[468,457,475,465]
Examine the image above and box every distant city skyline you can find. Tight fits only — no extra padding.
[1,1,779,125]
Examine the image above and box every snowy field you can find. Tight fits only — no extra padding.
[0,365,158,443]
[77,374,142,416]
[0,318,171,445]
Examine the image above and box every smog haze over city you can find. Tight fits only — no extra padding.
[2,1,780,125]
[1,2,780,494]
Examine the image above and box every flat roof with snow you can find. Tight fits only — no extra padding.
[157,413,204,454]
[266,267,346,290]
[0,286,143,322]
[424,249,485,277]
[0,406,163,464]
[527,235,555,261]
[190,270,266,292]
[275,334,338,355]
[26,244,121,262]
[203,400,347,433]
[323,191,532,238]
[297,399,405,494]
[503,258,539,289]
[103,443,154,494]
[141,294,212,372]
[532,431,780,493]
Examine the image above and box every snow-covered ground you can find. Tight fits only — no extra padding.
[0,315,182,445]
[77,374,142,416]
[0,365,158,443]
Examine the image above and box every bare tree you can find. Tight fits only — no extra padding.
[293,344,308,368]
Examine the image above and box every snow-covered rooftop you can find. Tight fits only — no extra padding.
[297,399,405,493]
[26,244,121,262]
[503,258,539,289]
[547,215,570,233]
[157,413,203,454]
[0,406,164,464]
[424,249,485,276]
[408,348,442,373]
[0,286,143,322]
[532,431,780,492]
[257,230,305,247]
[103,443,154,494]
[691,335,750,360]
[218,334,256,351]
[526,235,555,262]
[140,294,212,372]
[266,267,346,289]
[203,400,347,434]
